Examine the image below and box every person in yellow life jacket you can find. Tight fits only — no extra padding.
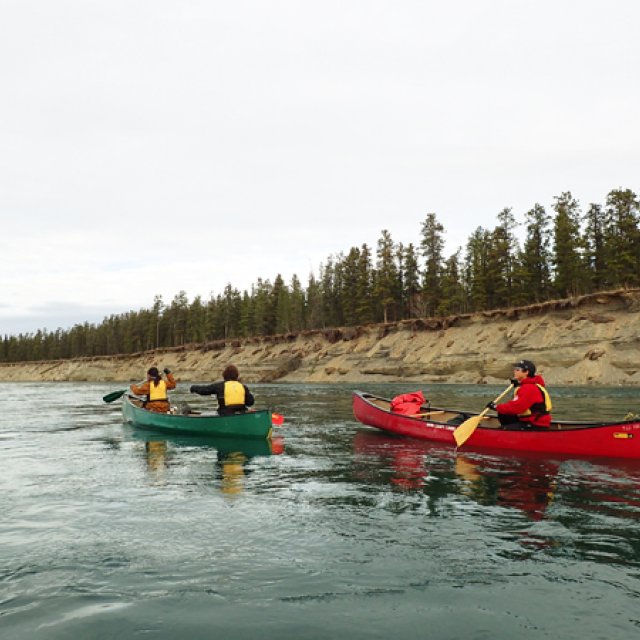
[189,364,255,416]
[487,359,552,429]
[130,367,177,413]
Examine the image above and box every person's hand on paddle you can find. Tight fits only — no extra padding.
[486,401,497,411]
[509,378,520,387]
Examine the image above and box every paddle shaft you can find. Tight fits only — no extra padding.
[486,385,514,413]
[453,384,515,448]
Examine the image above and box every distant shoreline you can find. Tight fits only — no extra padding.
[2,289,640,386]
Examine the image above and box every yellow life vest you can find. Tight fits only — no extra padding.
[518,384,552,418]
[224,380,246,407]
[149,379,168,402]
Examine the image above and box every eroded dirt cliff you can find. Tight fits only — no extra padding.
[2,289,640,386]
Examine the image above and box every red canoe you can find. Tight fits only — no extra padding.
[352,391,640,460]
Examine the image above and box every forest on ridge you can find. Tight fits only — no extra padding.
[2,188,639,363]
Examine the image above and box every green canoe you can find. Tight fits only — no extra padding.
[122,395,273,439]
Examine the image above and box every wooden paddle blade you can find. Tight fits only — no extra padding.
[453,383,512,448]
[453,415,483,447]
[271,413,284,426]
[102,389,127,403]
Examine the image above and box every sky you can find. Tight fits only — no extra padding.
[1,0,639,336]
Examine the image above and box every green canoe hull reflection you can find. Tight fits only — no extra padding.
[122,395,273,439]
[130,431,282,458]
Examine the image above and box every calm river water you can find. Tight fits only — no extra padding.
[2,382,640,639]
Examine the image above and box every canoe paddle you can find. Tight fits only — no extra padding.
[103,377,150,403]
[271,413,285,426]
[453,384,514,448]
[102,389,128,403]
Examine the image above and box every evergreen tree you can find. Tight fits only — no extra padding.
[166,291,189,345]
[604,188,640,287]
[396,242,406,319]
[582,203,608,291]
[464,227,490,311]
[355,244,374,324]
[341,246,362,326]
[187,295,206,343]
[220,284,243,338]
[552,192,585,297]
[402,243,421,318]
[318,258,342,328]
[289,274,306,332]
[373,229,400,323]
[306,273,324,329]
[253,279,274,336]
[485,208,518,308]
[239,290,254,337]
[151,295,164,350]
[420,213,445,316]
[438,250,466,315]
[273,274,291,334]
[516,203,552,303]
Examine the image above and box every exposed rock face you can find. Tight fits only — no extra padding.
[2,289,640,386]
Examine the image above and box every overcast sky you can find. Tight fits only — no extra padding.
[1,1,639,336]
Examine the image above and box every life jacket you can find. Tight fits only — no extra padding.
[518,384,552,420]
[224,380,246,407]
[148,379,168,402]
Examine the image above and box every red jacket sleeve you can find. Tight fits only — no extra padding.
[497,385,540,415]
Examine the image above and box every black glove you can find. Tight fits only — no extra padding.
[509,378,519,387]
[163,367,171,374]
[486,401,497,411]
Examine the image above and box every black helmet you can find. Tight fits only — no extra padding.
[512,359,536,376]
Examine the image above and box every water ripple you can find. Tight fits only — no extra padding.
[2,382,640,639]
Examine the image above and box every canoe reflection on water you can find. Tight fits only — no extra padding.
[353,430,640,521]
[131,431,284,493]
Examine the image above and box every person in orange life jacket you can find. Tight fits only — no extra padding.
[189,364,255,416]
[486,359,552,429]
[130,366,176,413]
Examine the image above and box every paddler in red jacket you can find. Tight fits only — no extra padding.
[487,359,553,428]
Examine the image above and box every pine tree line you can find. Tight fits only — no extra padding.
[2,188,639,363]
